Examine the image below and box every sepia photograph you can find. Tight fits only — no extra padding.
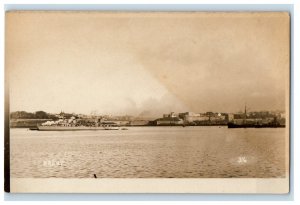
[5,11,290,193]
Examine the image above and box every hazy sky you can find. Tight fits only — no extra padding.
[6,12,290,116]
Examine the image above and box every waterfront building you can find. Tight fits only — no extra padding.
[155,117,183,125]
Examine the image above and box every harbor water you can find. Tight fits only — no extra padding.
[10,127,286,178]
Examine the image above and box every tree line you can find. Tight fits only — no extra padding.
[10,111,58,120]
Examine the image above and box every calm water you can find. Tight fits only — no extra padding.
[10,127,286,178]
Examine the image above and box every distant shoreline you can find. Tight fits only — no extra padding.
[10,124,229,129]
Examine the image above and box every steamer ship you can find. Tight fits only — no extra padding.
[227,105,285,128]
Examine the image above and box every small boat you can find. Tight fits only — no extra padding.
[29,127,38,130]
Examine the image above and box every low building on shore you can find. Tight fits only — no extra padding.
[154,112,184,125]
[155,117,183,126]
[129,120,149,126]
[179,112,227,124]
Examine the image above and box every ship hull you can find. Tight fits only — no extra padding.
[227,123,285,128]
[37,126,107,131]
